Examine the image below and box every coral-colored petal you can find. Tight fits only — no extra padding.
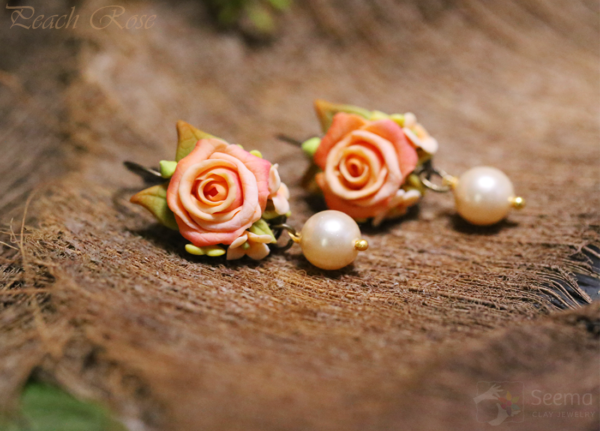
[175,214,248,246]
[224,144,271,212]
[314,113,368,169]
[316,173,389,219]
[365,119,418,181]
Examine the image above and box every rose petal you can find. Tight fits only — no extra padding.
[402,189,421,207]
[316,173,391,219]
[224,145,271,212]
[272,184,291,215]
[365,120,418,182]
[325,130,400,204]
[246,242,270,260]
[314,113,368,169]
[247,232,274,244]
[268,164,281,197]
[230,233,249,249]
[175,214,249,246]
[167,138,230,231]
[226,244,246,260]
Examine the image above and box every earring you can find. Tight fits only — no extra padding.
[279,100,525,227]
[125,121,368,270]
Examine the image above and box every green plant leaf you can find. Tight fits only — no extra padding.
[314,99,372,132]
[175,120,216,161]
[249,219,276,243]
[245,2,275,35]
[269,0,292,11]
[1,382,126,431]
[130,183,178,230]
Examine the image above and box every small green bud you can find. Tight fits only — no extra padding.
[301,137,321,158]
[159,161,178,179]
[206,246,226,257]
[185,244,205,255]
[250,150,263,158]
[185,244,225,257]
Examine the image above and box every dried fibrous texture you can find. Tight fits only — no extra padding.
[0,0,598,430]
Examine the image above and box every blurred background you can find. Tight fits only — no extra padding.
[0,1,598,430]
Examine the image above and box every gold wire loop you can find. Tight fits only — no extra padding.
[272,224,301,251]
[417,164,457,193]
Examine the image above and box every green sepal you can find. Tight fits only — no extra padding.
[249,150,263,158]
[314,99,372,132]
[262,209,291,220]
[249,219,276,243]
[130,183,178,230]
[185,244,226,257]
[390,113,405,127]
[159,160,177,179]
[369,110,390,121]
[176,121,217,161]
[406,173,426,195]
[301,137,321,158]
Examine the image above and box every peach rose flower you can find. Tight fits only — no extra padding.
[314,113,418,221]
[167,138,286,247]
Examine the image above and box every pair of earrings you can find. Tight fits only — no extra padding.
[126,100,525,270]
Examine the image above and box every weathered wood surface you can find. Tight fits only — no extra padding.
[0,0,598,430]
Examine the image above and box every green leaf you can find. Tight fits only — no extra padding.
[314,99,372,132]
[159,160,178,179]
[269,0,292,11]
[249,150,262,158]
[130,183,178,230]
[245,3,275,35]
[249,219,276,243]
[301,137,321,158]
[175,121,216,161]
[1,382,126,431]
[185,244,226,257]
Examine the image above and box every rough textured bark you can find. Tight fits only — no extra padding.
[1,0,598,430]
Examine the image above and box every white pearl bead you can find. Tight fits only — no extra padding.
[454,167,515,226]
[300,210,362,270]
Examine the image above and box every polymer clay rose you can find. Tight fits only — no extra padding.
[130,121,290,260]
[313,112,419,222]
[167,138,276,247]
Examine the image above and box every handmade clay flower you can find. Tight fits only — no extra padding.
[131,121,290,260]
[298,100,438,225]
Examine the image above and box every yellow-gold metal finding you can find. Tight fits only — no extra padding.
[273,224,302,247]
[510,196,526,210]
[354,239,369,251]
[418,164,457,193]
